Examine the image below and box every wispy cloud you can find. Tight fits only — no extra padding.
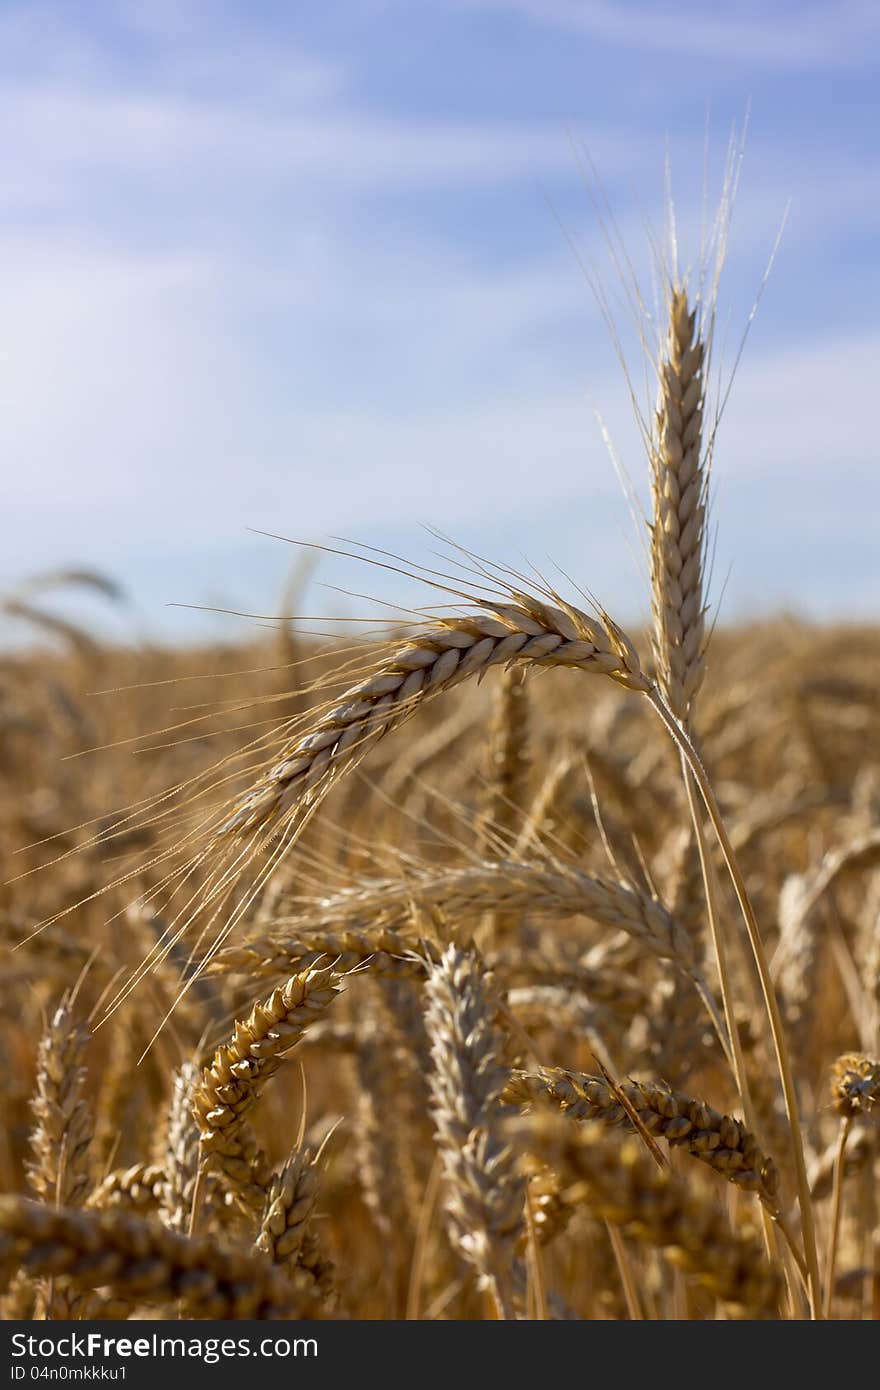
[463,0,880,68]
[1,0,877,633]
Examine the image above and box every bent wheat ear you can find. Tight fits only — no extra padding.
[0,1195,311,1319]
[219,596,650,841]
[193,965,343,1211]
[208,927,439,981]
[505,1067,780,1213]
[513,1113,782,1318]
[267,856,697,971]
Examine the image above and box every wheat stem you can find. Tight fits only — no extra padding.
[647,684,822,1316]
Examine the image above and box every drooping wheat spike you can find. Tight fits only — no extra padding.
[0,1195,312,1319]
[208,928,439,981]
[649,285,708,724]
[193,965,343,1212]
[831,1053,880,1117]
[514,1113,782,1318]
[264,856,697,972]
[424,945,525,1318]
[505,1067,780,1214]
[219,596,650,842]
[255,1147,335,1306]
[161,1062,204,1233]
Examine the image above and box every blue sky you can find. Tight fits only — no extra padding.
[3,0,879,645]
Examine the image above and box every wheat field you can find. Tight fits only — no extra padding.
[1,269,878,1322]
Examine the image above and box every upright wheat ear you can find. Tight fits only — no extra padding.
[479,666,530,848]
[28,998,93,1209]
[423,945,524,1318]
[646,285,716,1145]
[27,996,95,1319]
[650,286,707,723]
